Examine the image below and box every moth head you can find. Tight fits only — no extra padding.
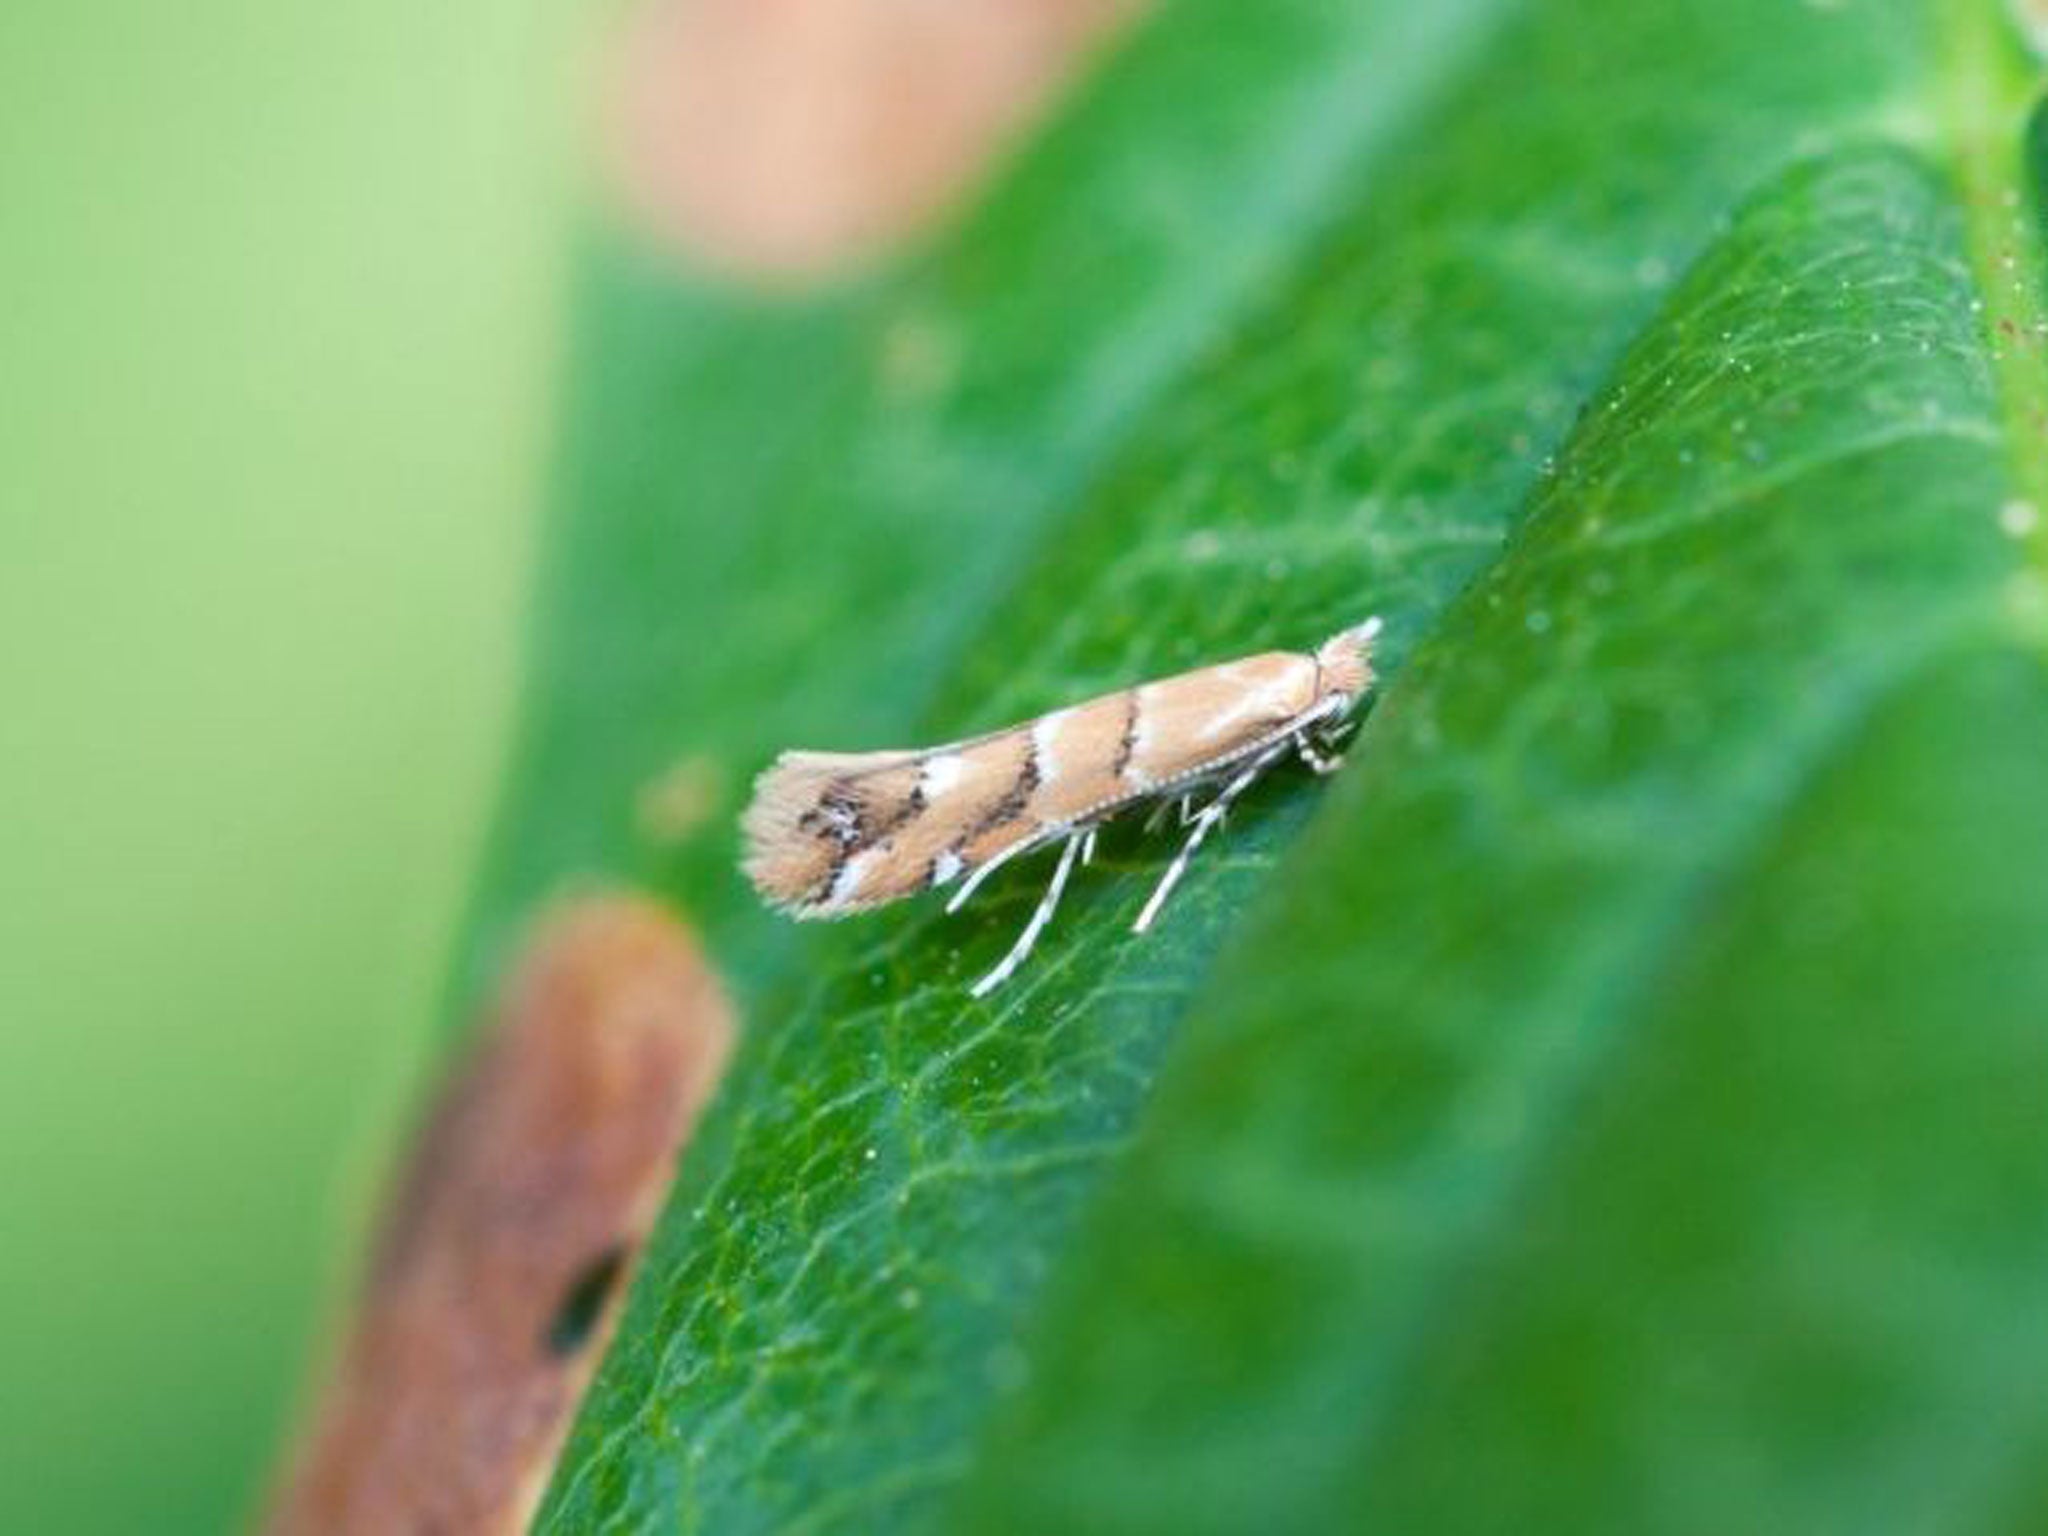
[1314,616,1382,710]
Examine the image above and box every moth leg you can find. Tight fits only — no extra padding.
[971,832,1085,998]
[946,835,1034,914]
[1295,730,1344,775]
[1142,795,1197,834]
[1133,744,1287,934]
[1080,826,1099,865]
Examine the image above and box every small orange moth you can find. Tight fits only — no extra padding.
[743,618,1382,995]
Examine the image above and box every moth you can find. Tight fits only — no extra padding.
[743,618,1382,996]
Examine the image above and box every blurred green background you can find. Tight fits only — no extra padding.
[0,3,577,1529]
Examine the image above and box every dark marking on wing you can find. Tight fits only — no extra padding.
[797,782,863,904]
[799,776,930,906]
[964,737,1041,845]
[871,782,926,839]
[1111,688,1139,781]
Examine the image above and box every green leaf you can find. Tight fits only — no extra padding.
[475,0,2048,1531]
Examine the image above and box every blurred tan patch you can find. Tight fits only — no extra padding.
[2010,0,2048,55]
[607,0,1144,282]
[636,752,725,846]
[260,894,734,1536]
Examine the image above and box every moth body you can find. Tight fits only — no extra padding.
[742,619,1381,993]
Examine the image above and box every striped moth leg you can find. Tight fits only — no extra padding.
[1132,740,1290,934]
[970,830,1086,998]
[1294,730,1343,775]
[1140,793,1196,834]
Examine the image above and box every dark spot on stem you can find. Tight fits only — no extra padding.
[546,1245,631,1357]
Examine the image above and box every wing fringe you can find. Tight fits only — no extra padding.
[740,749,920,915]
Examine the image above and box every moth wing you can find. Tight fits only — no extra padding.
[762,748,924,779]
[741,748,929,914]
